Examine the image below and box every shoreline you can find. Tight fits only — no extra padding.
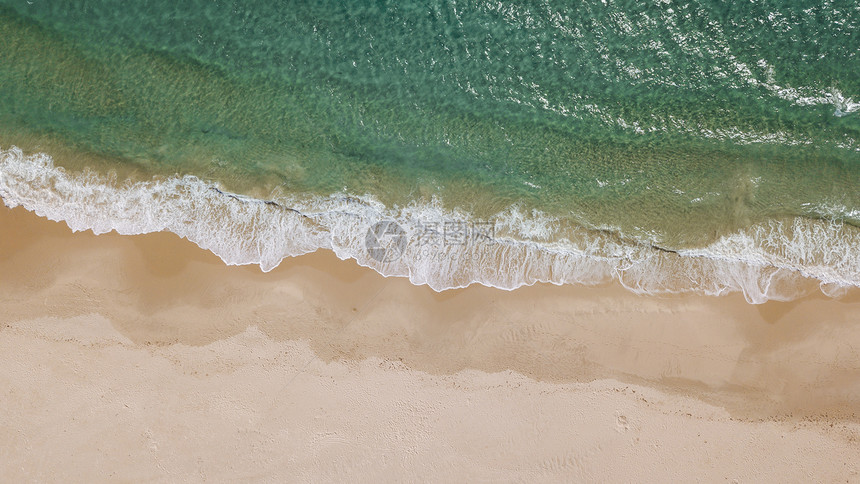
[2,204,860,479]
[4,145,860,304]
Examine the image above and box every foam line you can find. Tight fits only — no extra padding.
[2,145,858,303]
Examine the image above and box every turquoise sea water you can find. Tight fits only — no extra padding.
[0,0,858,302]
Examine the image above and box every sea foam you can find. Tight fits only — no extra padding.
[2,145,859,304]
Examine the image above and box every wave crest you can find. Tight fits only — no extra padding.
[2,145,859,304]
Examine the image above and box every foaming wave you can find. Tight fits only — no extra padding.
[2,145,859,304]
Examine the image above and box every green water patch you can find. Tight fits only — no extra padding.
[0,1,858,248]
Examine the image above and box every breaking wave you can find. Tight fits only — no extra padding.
[2,145,859,304]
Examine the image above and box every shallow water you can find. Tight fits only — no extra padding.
[0,1,858,302]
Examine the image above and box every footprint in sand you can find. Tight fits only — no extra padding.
[616,414,630,432]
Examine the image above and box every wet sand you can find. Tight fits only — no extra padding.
[1,205,859,481]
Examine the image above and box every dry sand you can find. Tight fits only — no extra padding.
[1,204,859,482]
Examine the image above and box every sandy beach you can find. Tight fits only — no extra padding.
[1,204,859,481]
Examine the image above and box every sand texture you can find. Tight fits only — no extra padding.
[1,206,859,482]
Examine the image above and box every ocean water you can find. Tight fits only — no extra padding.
[0,0,858,302]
